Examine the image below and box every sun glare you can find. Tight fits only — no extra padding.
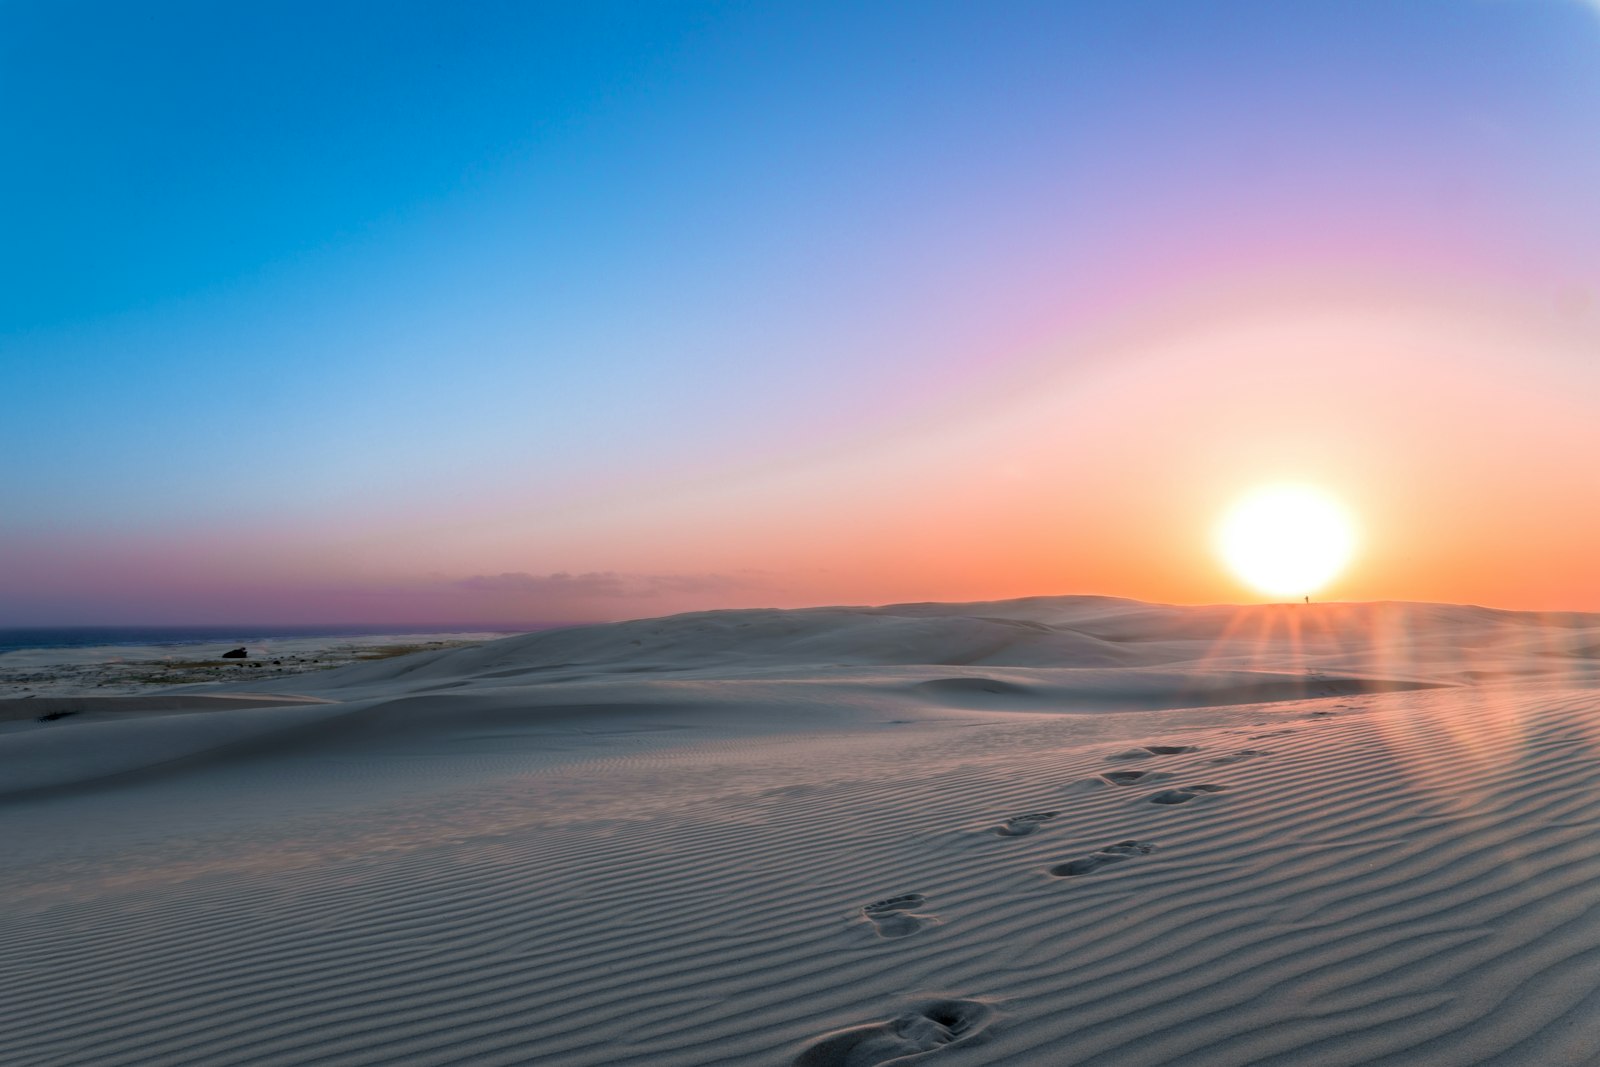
[1216,484,1357,599]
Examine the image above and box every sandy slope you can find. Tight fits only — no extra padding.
[5,597,1600,1066]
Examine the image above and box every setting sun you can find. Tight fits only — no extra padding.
[1216,484,1357,599]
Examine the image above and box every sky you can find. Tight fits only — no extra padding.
[4,0,1600,625]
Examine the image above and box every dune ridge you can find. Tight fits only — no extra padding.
[5,597,1600,1065]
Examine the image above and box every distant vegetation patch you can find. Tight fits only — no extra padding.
[127,660,264,686]
[119,639,472,683]
[353,642,464,661]
[1,636,498,697]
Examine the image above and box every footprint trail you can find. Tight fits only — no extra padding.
[1049,840,1158,877]
[1148,784,1228,805]
[794,998,994,1066]
[992,811,1060,837]
[861,894,934,939]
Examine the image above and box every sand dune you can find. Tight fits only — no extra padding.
[6,596,1600,1065]
[0,693,330,722]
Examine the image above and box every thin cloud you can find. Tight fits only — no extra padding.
[454,570,763,599]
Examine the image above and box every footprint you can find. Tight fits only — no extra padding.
[1100,770,1166,785]
[992,811,1060,837]
[1049,840,1158,877]
[794,998,994,1066]
[1205,750,1271,765]
[1148,784,1228,805]
[862,894,933,938]
[1108,744,1199,761]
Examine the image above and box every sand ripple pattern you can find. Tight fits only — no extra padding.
[7,685,1600,1065]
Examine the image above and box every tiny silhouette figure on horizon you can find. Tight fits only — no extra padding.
[1303,595,1309,605]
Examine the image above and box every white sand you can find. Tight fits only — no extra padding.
[5,596,1600,1065]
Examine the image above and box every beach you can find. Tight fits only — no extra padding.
[6,596,1600,1065]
